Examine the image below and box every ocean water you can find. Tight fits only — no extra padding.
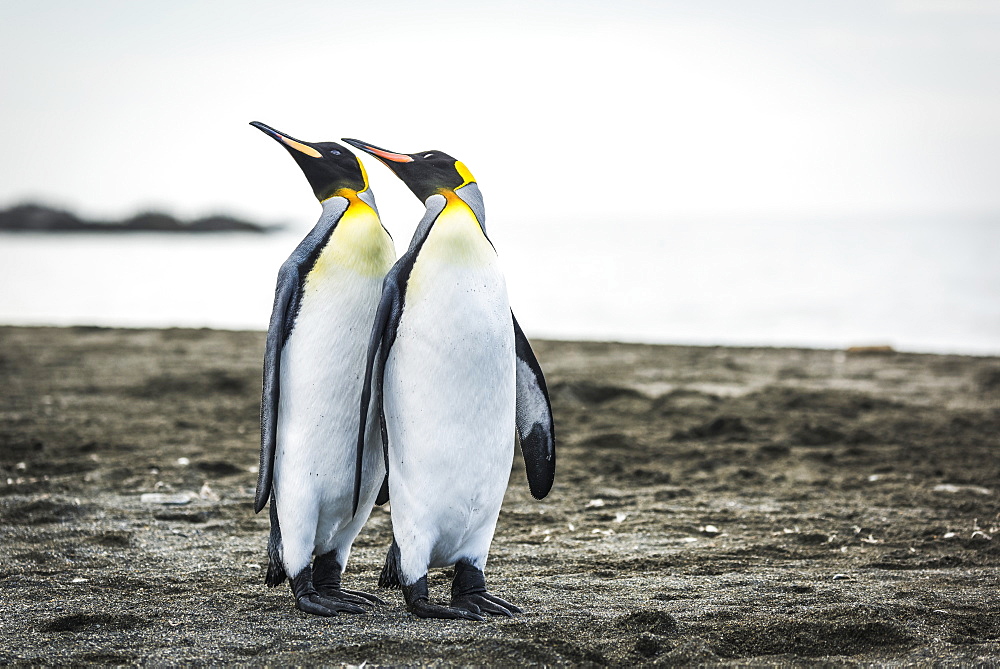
[1,214,997,355]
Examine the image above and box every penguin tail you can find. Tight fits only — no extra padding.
[265,557,287,588]
[375,475,390,506]
[264,496,287,587]
[378,541,402,589]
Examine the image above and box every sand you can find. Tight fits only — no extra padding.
[1,325,998,665]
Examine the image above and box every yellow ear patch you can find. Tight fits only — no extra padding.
[279,136,323,158]
[357,157,370,192]
[455,161,476,187]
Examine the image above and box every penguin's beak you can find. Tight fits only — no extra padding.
[250,121,323,159]
[342,138,413,165]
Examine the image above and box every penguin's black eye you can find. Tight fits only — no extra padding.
[330,149,341,156]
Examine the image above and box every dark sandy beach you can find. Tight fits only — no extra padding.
[1,325,998,665]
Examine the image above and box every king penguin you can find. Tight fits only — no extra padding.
[251,122,396,616]
[343,138,556,620]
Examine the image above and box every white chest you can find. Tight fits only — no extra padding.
[278,201,394,450]
[383,200,516,534]
[395,199,513,390]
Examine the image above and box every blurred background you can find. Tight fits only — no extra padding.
[0,0,997,353]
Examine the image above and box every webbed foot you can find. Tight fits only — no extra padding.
[311,550,384,608]
[403,575,484,621]
[290,565,366,617]
[296,592,366,616]
[451,592,519,617]
[450,560,522,617]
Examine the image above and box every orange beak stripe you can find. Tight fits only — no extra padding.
[365,146,413,163]
[278,136,323,158]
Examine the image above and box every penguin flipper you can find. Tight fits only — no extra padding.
[353,272,403,515]
[255,259,301,514]
[256,200,350,514]
[512,312,556,500]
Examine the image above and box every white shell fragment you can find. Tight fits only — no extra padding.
[140,493,192,505]
[933,484,992,495]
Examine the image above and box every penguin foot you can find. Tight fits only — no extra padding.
[316,586,385,607]
[309,550,383,606]
[402,575,484,621]
[449,559,522,617]
[450,592,519,617]
[296,593,366,617]
[290,564,366,617]
[408,598,485,621]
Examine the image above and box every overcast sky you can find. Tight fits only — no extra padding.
[2,0,999,231]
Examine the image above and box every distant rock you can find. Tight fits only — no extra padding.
[0,204,82,231]
[0,203,279,233]
[120,212,181,232]
[188,215,268,233]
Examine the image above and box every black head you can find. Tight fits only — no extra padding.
[341,138,475,203]
[251,122,368,202]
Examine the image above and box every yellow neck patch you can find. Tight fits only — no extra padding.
[406,192,496,295]
[405,194,495,297]
[306,194,393,281]
[427,193,492,261]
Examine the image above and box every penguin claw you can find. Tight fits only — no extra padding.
[317,589,373,608]
[338,588,387,606]
[482,592,522,615]
[296,593,366,616]
[452,593,515,618]
[408,599,485,622]
[296,596,338,617]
